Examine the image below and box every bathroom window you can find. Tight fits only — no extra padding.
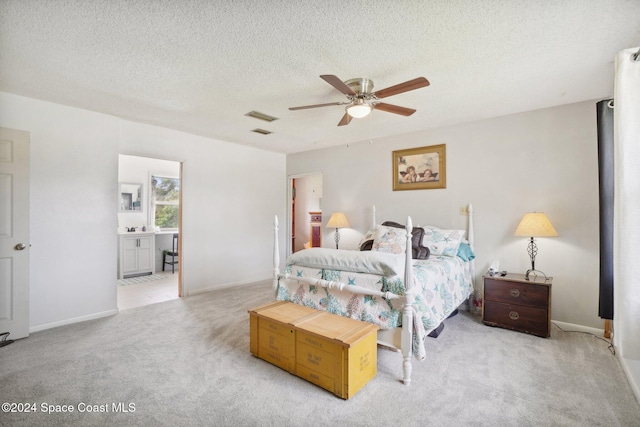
[151,175,180,230]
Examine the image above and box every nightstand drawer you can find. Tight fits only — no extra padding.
[483,301,549,337]
[484,278,549,309]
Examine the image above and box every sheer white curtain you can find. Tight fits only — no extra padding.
[613,47,640,397]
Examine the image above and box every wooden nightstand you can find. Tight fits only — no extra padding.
[482,273,552,338]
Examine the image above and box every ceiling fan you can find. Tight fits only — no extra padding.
[289,74,430,126]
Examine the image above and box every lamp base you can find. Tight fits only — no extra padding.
[524,269,549,281]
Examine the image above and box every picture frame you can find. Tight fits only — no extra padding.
[392,144,446,191]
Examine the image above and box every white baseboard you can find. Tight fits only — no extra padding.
[551,320,605,337]
[186,276,272,296]
[618,356,640,404]
[29,309,119,333]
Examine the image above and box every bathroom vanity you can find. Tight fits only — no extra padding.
[118,232,155,279]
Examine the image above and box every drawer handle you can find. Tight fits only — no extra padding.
[510,289,520,298]
[509,311,520,320]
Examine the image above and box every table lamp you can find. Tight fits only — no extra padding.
[327,212,350,249]
[514,212,558,280]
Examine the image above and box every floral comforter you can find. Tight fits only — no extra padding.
[276,250,473,360]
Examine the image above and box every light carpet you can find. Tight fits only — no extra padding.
[1,280,639,427]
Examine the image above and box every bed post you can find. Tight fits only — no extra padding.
[467,204,477,309]
[273,215,280,296]
[401,216,414,385]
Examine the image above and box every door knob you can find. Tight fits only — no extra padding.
[14,243,27,251]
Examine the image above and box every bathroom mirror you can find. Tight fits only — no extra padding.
[119,182,143,212]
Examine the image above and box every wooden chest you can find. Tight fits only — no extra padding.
[482,273,552,338]
[249,301,379,399]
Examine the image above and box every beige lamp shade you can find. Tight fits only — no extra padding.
[514,212,558,237]
[327,212,350,229]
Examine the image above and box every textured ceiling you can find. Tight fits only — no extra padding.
[1,0,639,154]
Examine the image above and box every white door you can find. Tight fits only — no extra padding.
[0,127,30,340]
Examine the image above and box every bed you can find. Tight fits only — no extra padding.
[271,205,476,385]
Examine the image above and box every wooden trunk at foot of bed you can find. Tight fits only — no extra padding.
[249,301,379,399]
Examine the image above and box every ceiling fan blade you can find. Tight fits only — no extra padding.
[320,75,356,95]
[337,112,352,126]
[373,77,430,99]
[289,102,344,111]
[373,102,416,116]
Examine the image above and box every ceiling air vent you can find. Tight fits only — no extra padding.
[245,111,279,122]
[251,128,272,135]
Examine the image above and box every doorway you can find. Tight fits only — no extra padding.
[289,173,323,256]
[117,154,182,310]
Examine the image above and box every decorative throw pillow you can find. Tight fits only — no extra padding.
[372,225,407,255]
[358,227,377,251]
[381,221,430,260]
[360,240,374,251]
[456,242,476,261]
[422,226,465,257]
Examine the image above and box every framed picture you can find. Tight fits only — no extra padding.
[392,144,446,191]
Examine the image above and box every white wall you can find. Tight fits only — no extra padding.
[287,100,602,330]
[0,92,287,331]
[118,120,287,293]
[0,93,120,328]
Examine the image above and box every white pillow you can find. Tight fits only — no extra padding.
[372,224,407,255]
[422,226,465,257]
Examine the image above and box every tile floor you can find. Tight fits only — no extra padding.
[117,271,179,310]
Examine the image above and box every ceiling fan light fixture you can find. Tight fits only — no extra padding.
[290,75,429,126]
[346,100,372,118]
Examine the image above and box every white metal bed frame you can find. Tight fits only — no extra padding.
[272,204,475,385]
